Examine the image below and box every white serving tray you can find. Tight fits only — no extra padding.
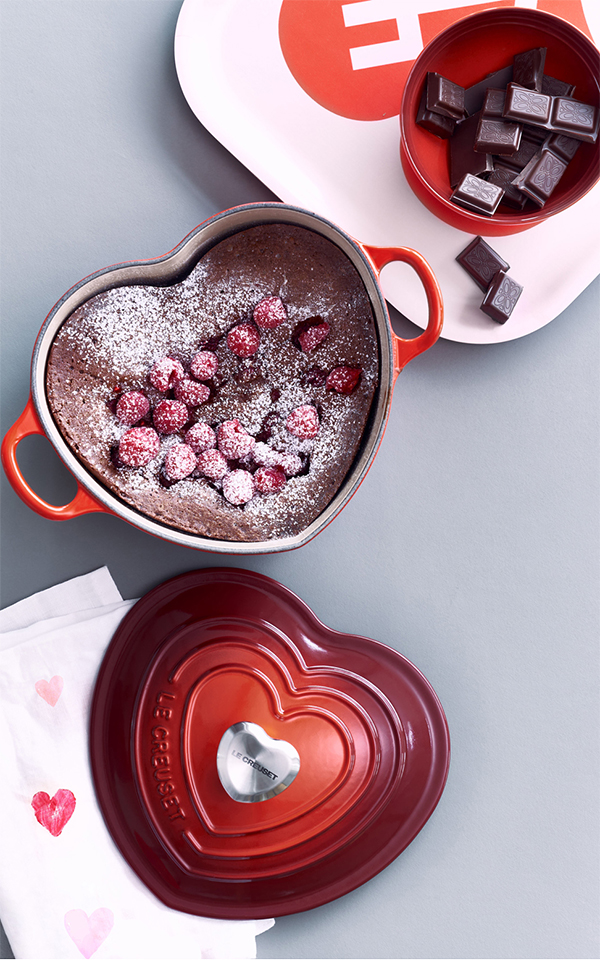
[175,0,600,344]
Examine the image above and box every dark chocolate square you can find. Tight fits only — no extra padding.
[456,236,510,290]
[416,87,457,139]
[487,162,529,210]
[475,117,522,156]
[501,133,542,171]
[551,97,599,143]
[513,47,547,92]
[426,72,466,120]
[541,75,576,98]
[451,173,504,216]
[480,271,523,323]
[545,132,581,162]
[503,84,551,125]
[511,148,568,206]
[481,88,506,118]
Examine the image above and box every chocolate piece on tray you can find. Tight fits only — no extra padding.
[511,147,568,206]
[545,132,581,162]
[449,112,494,186]
[541,74,576,98]
[475,117,522,156]
[456,236,510,290]
[481,88,506,119]
[513,47,547,92]
[451,173,504,215]
[464,65,513,115]
[416,88,457,138]
[503,84,600,143]
[426,72,466,120]
[487,162,529,210]
[480,271,523,323]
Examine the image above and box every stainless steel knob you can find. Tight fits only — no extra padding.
[216,721,300,803]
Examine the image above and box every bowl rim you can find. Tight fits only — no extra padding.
[400,6,600,232]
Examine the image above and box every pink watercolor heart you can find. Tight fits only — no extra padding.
[35,675,64,706]
[31,788,76,836]
[64,908,114,959]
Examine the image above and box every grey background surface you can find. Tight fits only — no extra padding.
[0,2,598,959]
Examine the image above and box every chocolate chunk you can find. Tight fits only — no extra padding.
[503,84,552,125]
[475,117,522,156]
[511,148,568,206]
[487,162,528,209]
[513,47,547,92]
[541,75,576,98]
[456,236,510,290]
[480,271,523,323]
[551,97,599,142]
[501,132,541,171]
[481,88,506,119]
[545,132,581,163]
[449,112,494,187]
[426,72,466,120]
[522,125,548,144]
[416,87,456,138]
[464,65,513,116]
[451,173,504,215]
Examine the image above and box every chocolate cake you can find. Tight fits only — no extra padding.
[46,223,379,542]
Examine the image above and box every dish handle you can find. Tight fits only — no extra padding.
[363,244,443,381]
[1,396,109,520]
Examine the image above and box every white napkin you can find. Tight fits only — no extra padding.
[0,568,274,960]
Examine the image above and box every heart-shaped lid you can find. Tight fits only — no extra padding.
[90,568,450,918]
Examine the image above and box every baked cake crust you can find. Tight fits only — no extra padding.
[46,224,379,541]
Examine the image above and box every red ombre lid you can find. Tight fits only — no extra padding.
[90,568,450,918]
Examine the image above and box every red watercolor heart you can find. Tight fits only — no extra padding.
[35,675,64,706]
[32,788,76,836]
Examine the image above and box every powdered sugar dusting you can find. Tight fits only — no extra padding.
[46,223,380,541]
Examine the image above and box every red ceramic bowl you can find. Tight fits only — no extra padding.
[400,7,600,236]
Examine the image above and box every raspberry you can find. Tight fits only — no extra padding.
[115,391,150,426]
[118,427,160,467]
[149,357,185,392]
[185,421,216,454]
[285,405,319,439]
[255,466,286,494]
[163,443,197,481]
[173,378,210,407]
[190,350,219,381]
[297,321,330,353]
[227,323,260,358]
[326,366,362,394]
[222,469,255,505]
[197,449,228,481]
[252,442,303,477]
[217,419,256,459]
[153,399,189,435]
[253,297,287,329]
